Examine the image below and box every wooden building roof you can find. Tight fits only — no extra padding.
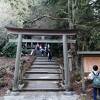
[6,27,77,36]
[77,51,100,56]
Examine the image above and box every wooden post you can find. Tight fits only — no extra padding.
[63,35,69,89]
[13,34,22,91]
[41,36,45,40]
[81,55,85,92]
[26,42,27,49]
[68,54,72,71]
[31,42,33,48]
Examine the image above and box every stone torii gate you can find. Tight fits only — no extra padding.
[6,27,76,91]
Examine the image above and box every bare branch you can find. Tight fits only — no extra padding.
[45,15,69,20]
[30,15,69,23]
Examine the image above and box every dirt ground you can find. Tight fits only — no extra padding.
[0,55,34,96]
[0,57,15,96]
[0,57,15,69]
[72,80,93,99]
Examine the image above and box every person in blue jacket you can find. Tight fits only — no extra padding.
[88,65,100,100]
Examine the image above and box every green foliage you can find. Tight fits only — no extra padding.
[0,41,6,52]
[0,0,99,51]
[51,43,63,57]
[44,0,100,51]
[89,31,100,51]
[0,78,5,87]
[76,0,100,51]
[0,0,34,27]
[74,71,81,82]
[22,48,31,55]
[75,75,81,82]
[44,0,59,5]
[2,43,17,57]
[0,28,7,53]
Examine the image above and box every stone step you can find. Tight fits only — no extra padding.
[25,69,61,74]
[36,57,55,59]
[18,88,65,92]
[35,62,56,64]
[25,72,62,74]
[23,78,62,81]
[31,64,59,68]
[26,68,60,72]
[31,67,60,69]
[26,69,61,74]
[3,93,79,100]
[36,58,49,60]
[35,60,55,62]
[33,62,57,65]
[22,81,61,90]
[34,60,55,62]
[24,74,60,80]
[33,64,57,65]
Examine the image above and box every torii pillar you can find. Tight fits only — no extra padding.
[63,34,70,90]
[13,34,22,91]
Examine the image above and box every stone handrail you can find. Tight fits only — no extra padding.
[56,58,65,88]
[18,51,36,87]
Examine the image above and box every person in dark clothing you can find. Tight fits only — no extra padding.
[48,50,52,61]
[41,48,44,56]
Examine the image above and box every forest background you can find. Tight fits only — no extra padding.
[0,0,100,57]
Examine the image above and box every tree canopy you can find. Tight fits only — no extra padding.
[0,0,99,51]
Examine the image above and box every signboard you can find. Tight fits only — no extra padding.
[83,57,100,72]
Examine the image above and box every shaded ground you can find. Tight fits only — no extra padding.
[0,57,15,96]
[72,80,93,99]
[0,57,15,70]
[0,55,34,96]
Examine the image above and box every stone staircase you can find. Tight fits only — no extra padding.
[2,57,80,100]
[19,57,65,91]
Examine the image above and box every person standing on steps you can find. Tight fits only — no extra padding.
[48,49,52,61]
[88,65,100,100]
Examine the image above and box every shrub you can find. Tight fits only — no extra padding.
[74,71,81,82]
[51,44,63,57]
[22,48,31,55]
[2,42,17,57]
[0,41,6,52]
[0,78,5,88]
[0,67,6,78]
